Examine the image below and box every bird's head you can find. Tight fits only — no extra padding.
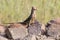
[32,6,37,19]
[32,6,37,10]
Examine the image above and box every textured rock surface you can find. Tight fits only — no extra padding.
[22,35,36,40]
[23,35,55,40]
[28,20,41,35]
[36,35,55,40]
[46,19,60,40]
[6,26,28,40]
[47,24,60,36]
[1,18,60,40]
[0,25,6,36]
[0,36,8,40]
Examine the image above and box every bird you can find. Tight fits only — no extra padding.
[22,6,37,25]
[26,7,43,35]
[6,6,37,28]
[20,6,37,28]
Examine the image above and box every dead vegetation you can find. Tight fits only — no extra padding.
[0,7,60,40]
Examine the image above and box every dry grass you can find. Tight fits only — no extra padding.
[0,0,60,24]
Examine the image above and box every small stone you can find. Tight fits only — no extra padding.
[22,35,36,40]
[36,35,47,40]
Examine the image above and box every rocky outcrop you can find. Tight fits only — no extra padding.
[46,18,60,40]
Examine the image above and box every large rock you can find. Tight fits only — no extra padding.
[5,26,28,40]
[28,20,41,35]
[46,18,60,39]
[47,24,60,36]
[0,36,8,40]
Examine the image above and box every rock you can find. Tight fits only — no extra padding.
[28,20,41,35]
[44,37,55,40]
[0,25,6,36]
[22,35,36,40]
[22,35,32,40]
[36,35,55,40]
[52,18,60,24]
[36,35,47,40]
[46,18,60,39]
[7,23,28,28]
[41,24,46,35]
[23,34,55,40]
[0,36,8,40]
[46,18,60,25]
[5,26,28,40]
[31,35,36,40]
